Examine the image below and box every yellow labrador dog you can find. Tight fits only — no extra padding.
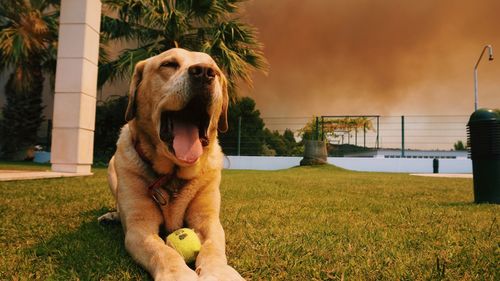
[98,48,244,281]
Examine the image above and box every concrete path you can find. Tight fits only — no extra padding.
[0,169,92,181]
[411,173,472,178]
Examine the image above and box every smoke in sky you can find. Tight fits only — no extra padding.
[240,0,500,117]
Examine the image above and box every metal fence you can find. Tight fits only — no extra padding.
[37,115,470,156]
[262,115,468,152]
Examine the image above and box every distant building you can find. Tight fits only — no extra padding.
[345,149,468,159]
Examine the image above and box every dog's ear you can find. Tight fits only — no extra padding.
[218,74,229,133]
[125,61,146,122]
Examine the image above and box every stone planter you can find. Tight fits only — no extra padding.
[300,140,327,166]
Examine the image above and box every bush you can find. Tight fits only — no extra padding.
[0,75,45,160]
[93,95,128,164]
[453,140,466,151]
[219,97,266,156]
[0,109,3,157]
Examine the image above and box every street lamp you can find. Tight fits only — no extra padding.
[473,45,494,111]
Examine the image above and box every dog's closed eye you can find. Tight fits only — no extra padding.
[161,60,180,69]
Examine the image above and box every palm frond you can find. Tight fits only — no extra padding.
[0,0,59,73]
[98,42,164,87]
[99,0,268,99]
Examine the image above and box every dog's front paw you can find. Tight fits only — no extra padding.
[97,211,120,224]
[197,264,245,281]
[155,268,199,281]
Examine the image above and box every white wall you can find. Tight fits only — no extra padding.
[224,156,472,174]
[438,159,473,173]
[224,156,302,170]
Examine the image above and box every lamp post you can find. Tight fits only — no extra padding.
[473,45,494,111]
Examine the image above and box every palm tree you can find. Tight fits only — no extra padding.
[99,0,267,99]
[0,0,59,159]
[349,117,374,147]
[298,116,322,141]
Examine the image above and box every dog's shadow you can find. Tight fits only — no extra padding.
[30,207,149,280]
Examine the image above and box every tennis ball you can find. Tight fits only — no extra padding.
[166,228,201,264]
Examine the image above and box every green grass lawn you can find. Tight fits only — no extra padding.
[0,163,498,280]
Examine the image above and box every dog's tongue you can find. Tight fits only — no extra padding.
[172,120,203,164]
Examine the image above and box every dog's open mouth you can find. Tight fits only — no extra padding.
[159,96,210,164]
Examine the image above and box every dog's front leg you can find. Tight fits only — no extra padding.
[186,186,245,281]
[120,195,199,281]
[125,228,198,281]
[194,221,244,281]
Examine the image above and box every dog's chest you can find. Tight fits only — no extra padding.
[150,176,186,206]
[152,178,196,233]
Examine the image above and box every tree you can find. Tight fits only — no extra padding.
[300,116,375,146]
[219,97,265,155]
[0,0,59,159]
[351,117,374,146]
[453,140,466,151]
[283,129,296,144]
[219,97,299,156]
[298,117,322,141]
[263,128,299,156]
[99,0,267,99]
[94,95,129,164]
[263,129,287,155]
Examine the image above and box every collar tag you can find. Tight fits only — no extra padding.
[148,174,172,206]
[151,186,168,205]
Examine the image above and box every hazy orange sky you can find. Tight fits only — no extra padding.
[239,0,500,117]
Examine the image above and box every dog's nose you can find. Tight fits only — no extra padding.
[188,64,216,83]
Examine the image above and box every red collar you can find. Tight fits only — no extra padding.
[134,140,186,206]
[149,174,186,206]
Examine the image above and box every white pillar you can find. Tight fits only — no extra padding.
[51,0,101,174]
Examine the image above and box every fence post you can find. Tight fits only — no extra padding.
[237,116,241,156]
[315,117,319,140]
[321,116,325,140]
[363,123,366,147]
[401,115,405,157]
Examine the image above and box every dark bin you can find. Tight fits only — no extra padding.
[467,108,500,204]
[433,158,439,174]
